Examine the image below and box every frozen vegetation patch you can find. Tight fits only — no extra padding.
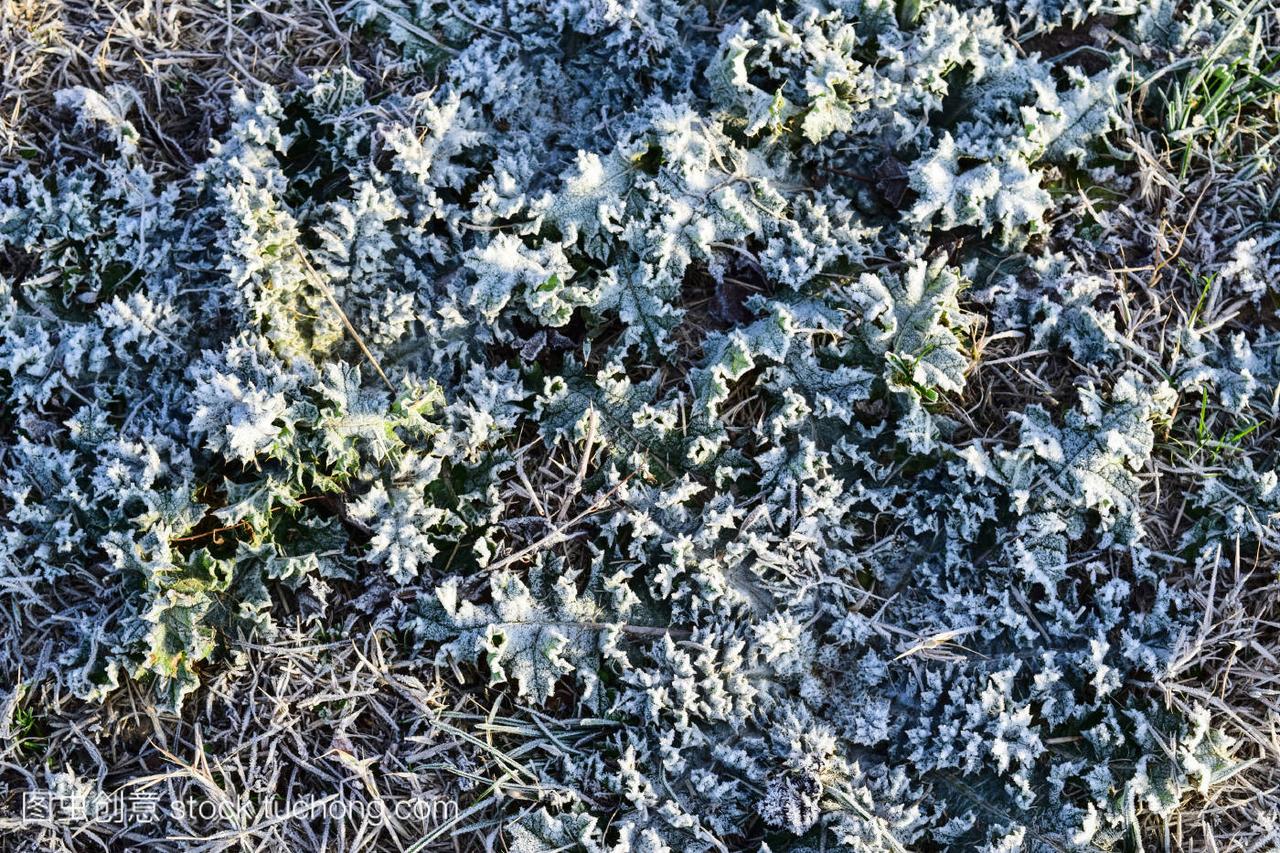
[1,0,1278,850]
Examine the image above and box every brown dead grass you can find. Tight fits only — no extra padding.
[0,0,389,174]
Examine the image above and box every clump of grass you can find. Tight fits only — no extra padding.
[1161,0,1280,180]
